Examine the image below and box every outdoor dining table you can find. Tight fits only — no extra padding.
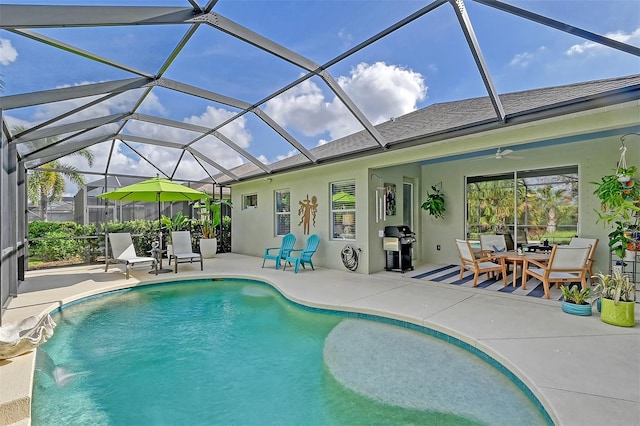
[496,251,551,288]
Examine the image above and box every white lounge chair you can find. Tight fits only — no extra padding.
[106,232,157,279]
[169,231,203,273]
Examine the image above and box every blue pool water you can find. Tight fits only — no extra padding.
[33,279,550,425]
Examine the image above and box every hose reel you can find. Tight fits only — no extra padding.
[341,244,361,272]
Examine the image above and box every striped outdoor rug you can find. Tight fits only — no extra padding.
[411,264,563,300]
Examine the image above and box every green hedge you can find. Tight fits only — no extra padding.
[28,219,218,262]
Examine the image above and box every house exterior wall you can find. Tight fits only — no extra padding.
[231,101,639,275]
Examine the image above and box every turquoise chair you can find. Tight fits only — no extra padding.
[283,234,320,273]
[262,233,296,269]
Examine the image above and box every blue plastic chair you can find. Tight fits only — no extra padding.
[262,233,296,270]
[283,234,320,273]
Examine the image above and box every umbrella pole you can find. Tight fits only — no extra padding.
[153,195,171,274]
[158,197,162,252]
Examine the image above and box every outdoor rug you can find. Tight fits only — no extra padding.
[411,264,563,301]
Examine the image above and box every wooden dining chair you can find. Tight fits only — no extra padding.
[569,237,599,283]
[455,239,507,287]
[522,245,591,299]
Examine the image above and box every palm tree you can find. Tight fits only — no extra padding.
[15,126,95,221]
[529,185,571,233]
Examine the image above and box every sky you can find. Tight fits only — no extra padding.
[1,0,639,195]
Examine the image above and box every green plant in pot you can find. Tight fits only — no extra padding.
[421,184,446,219]
[161,211,192,254]
[196,198,232,258]
[560,285,592,316]
[592,164,640,260]
[592,270,636,327]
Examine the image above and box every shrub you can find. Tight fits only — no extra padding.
[38,231,85,261]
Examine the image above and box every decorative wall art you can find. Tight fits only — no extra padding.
[384,183,396,216]
[298,194,318,235]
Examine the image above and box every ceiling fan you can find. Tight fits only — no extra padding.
[492,147,523,160]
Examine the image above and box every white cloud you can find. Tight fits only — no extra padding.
[184,105,251,149]
[338,29,353,49]
[264,62,427,142]
[10,85,248,186]
[0,38,18,66]
[566,27,640,56]
[509,46,547,68]
[31,84,166,124]
[510,51,534,68]
[10,62,429,184]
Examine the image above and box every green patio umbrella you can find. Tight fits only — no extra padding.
[98,176,208,272]
[332,191,356,204]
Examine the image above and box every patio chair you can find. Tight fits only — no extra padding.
[479,234,510,271]
[262,233,296,270]
[522,245,591,299]
[283,234,320,273]
[455,239,507,287]
[497,232,515,251]
[169,231,203,273]
[569,237,599,283]
[479,234,508,255]
[106,232,157,279]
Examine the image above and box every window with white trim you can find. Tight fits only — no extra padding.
[275,189,291,236]
[331,180,356,240]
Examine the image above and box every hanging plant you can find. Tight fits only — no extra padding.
[591,139,640,259]
[421,184,446,219]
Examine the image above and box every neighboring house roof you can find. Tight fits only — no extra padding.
[82,175,229,197]
[217,74,640,184]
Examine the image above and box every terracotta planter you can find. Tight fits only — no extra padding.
[600,298,635,327]
[200,238,217,258]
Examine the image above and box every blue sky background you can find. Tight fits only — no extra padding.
[1,0,639,189]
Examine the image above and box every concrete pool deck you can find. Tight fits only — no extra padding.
[1,253,639,426]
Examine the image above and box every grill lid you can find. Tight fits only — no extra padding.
[384,225,414,237]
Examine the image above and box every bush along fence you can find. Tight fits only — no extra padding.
[27,217,231,270]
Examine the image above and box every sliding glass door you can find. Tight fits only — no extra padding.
[466,166,579,248]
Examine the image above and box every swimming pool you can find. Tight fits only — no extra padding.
[32,278,551,425]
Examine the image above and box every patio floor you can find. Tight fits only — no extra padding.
[1,253,639,426]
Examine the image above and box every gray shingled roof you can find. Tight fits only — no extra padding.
[217,74,640,183]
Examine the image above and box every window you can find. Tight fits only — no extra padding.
[466,166,579,247]
[242,193,257,209]
[331,180,356,240]
[275,190,291,236]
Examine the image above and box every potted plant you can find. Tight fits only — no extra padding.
[592,270,636,327]
[161,211,191,256]
[421,184,446,219]
[559,285,592,316]
[196,198,232,258]
[592,165,640,260]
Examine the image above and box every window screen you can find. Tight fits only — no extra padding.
[275,190,291,236]
[331,180,356,240]
[242,193,257,210]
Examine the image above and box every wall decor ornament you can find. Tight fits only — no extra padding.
[384,183,396,216]
[298,194,318,235]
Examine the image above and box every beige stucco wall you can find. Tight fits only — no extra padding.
[420,137,631,273]
[231,100,639,275]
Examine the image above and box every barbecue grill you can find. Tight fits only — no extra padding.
[383,225,416,273]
